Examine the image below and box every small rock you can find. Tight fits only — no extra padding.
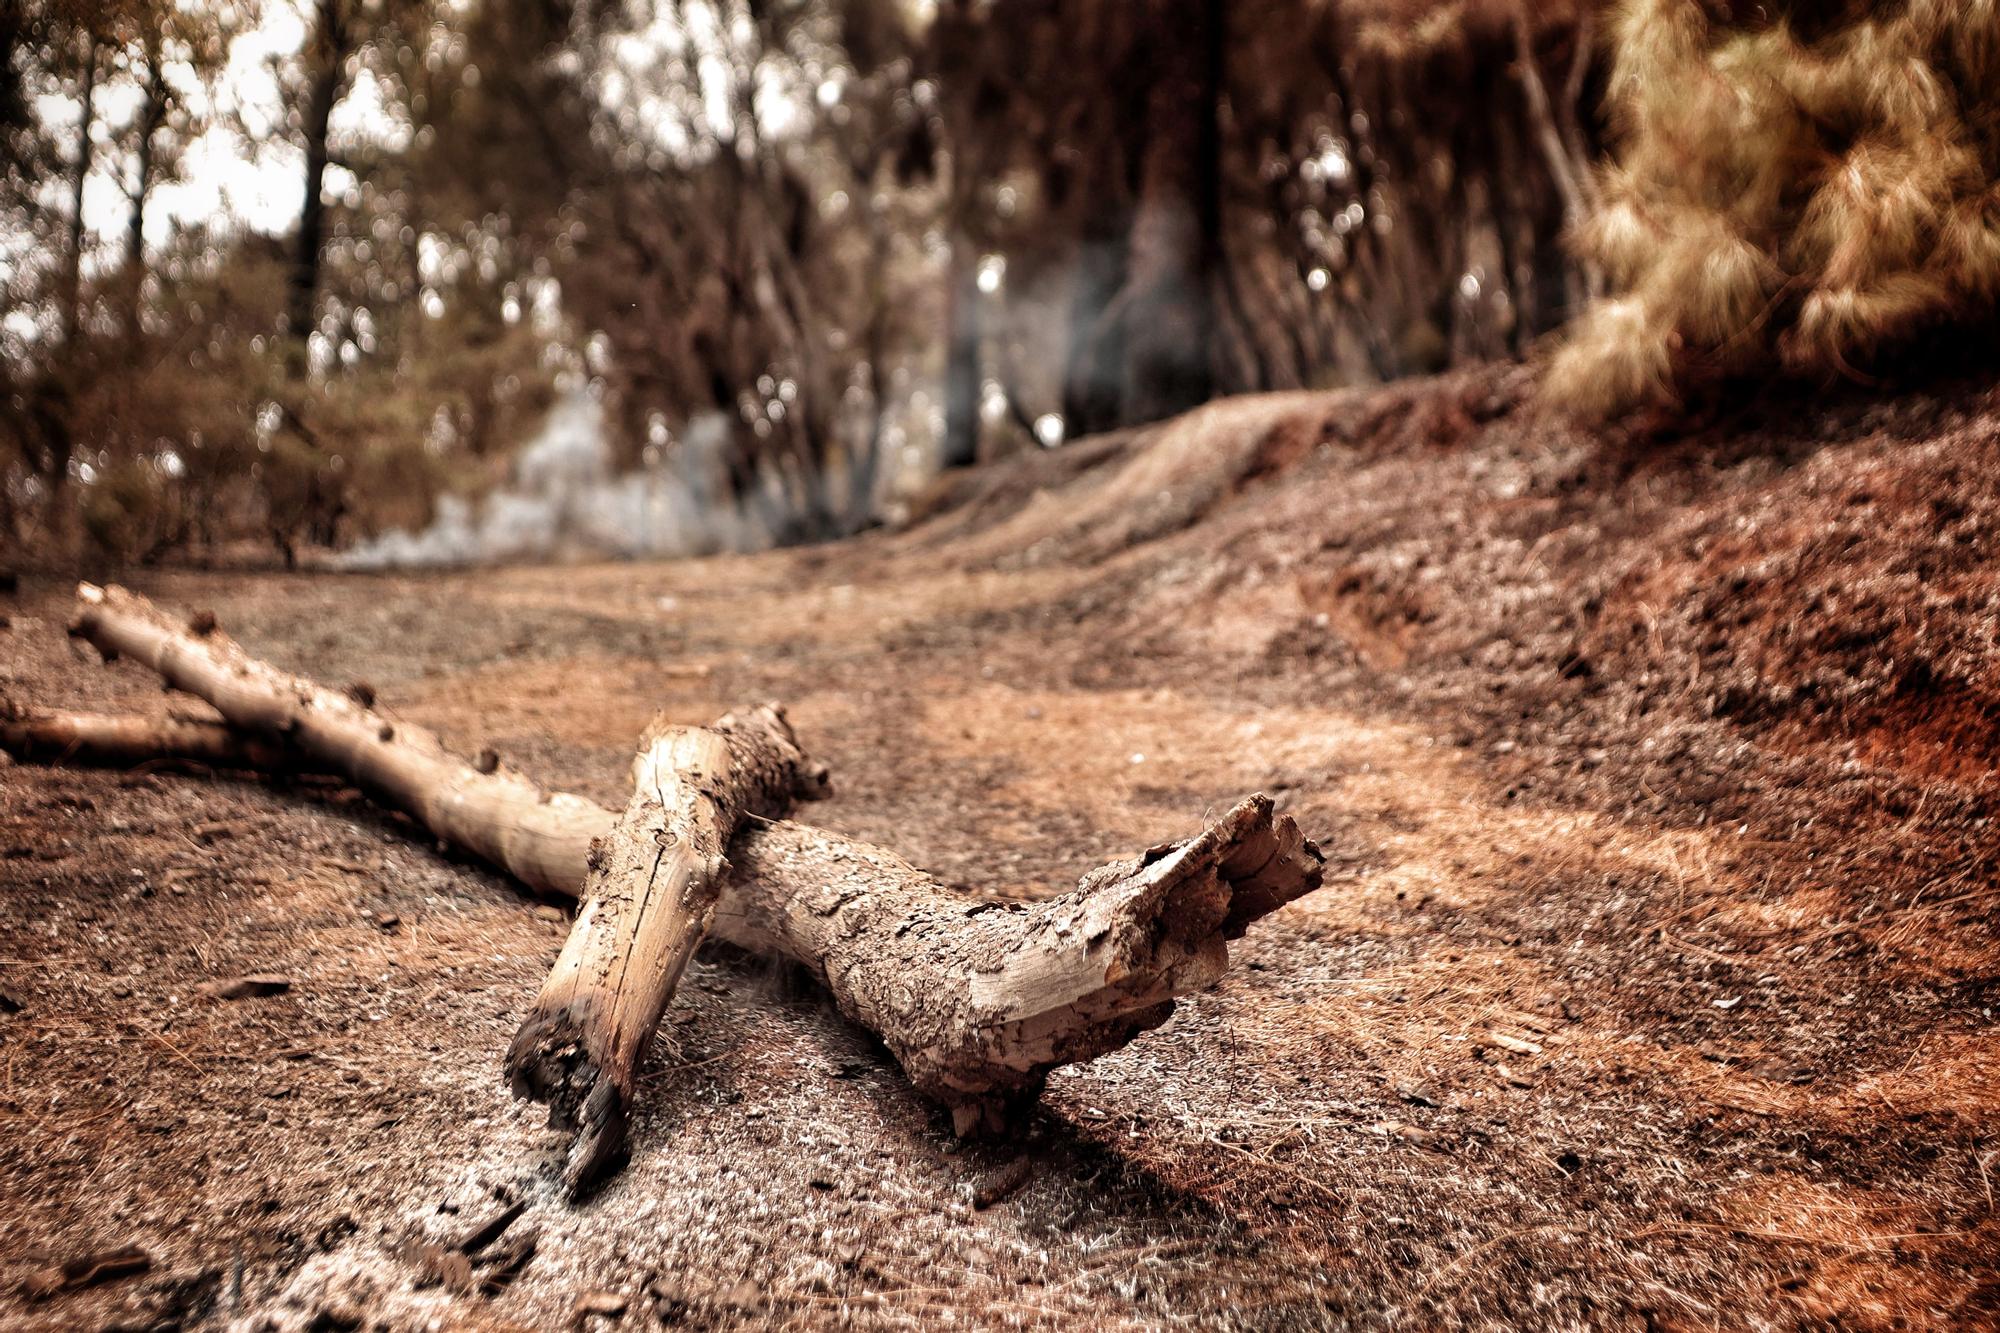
[533,904,567,924]
[21,1244,151,1299]
[1394,1082,1439,1108]
[972,1156,1035,1209]
[198,974,291,1001]
[372,912,401,931]
[572,1290,627,1324]
[411,1243,475,1292]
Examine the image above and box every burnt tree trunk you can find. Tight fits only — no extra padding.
[940,246,984,469]
[59,31,98,354]
[716,794,1317,1134]
[124,35,168,349]
[1112,0,1222,426]
[506,707,826,1190]
[68,583,606,898]
[286,0,348,375]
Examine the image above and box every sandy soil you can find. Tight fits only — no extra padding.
[2,367,1996,1330]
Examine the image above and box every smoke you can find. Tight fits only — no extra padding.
[334,388,772,569]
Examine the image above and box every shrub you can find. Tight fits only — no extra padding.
[1549,0,2000,419]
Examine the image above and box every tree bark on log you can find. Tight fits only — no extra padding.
[507,706,826,1190]
[58,586,1328,1136]
[68,583,607,900]
[717,795,1318,1134]
[0,703,295,772]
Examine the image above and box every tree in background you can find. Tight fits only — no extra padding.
[459,0,941,543]
[920,0,1606,464]
[1,0,241,556]
[4,0,1614,563]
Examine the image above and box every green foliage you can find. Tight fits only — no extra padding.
[1550,0,2000,418]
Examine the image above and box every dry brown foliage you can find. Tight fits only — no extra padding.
[1549,0,2000,418]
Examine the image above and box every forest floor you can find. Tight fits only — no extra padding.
[2,365,1998,1331]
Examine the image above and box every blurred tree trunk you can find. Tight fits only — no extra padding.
[270,0,354,566]
[1051,0,1225,436]
[124,36,168,349]
[1057,205,1128,437]
[41,29,99,522]
[940,247,982,468]
[1113,0,1221,425]
[286,0,349,376]
[845,166,895,525]
[59,31,98,353]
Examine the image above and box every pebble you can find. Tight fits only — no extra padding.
[198,974,292,1001]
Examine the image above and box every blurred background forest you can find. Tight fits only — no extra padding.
[0,0,1612,565]
[2,0,1996,566]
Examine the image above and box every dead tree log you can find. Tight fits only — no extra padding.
[717,795,1318,1134]
[508,707,826,1189]
[60,586,1328,1135]
[68,583,607,899]
[0,702,294,771]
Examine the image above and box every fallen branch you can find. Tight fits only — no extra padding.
[0,701,294,772]
[59,586,1328,1134]
[718,794,1319,1133]
[4,703,1323,1130]
[507,706,826,1190]
[68,583,606,900]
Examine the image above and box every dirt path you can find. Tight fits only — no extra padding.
[3,372,1996,1329]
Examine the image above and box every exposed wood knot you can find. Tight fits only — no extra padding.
[377,723,395,742]
[794,760,834,801]
[475,747,501,775]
